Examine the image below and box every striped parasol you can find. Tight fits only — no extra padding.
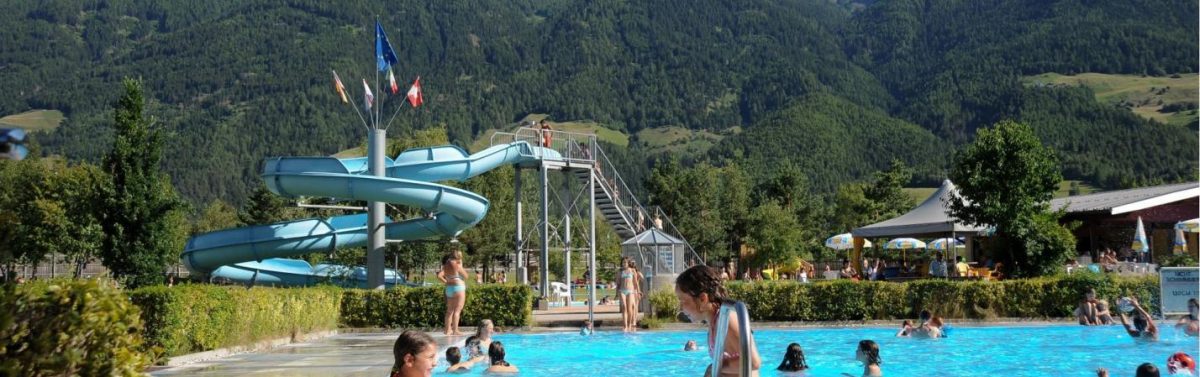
[929,238,965,251]
[1132,217,1149,254]
[1175,218,1199,233]
[884,238,926,250]
[825,233,872,250]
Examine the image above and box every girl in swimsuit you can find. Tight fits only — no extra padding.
[674,265,761,376]
[390,331,437,377]
[1176,298,1199,336]
[437,250,469,335]
[619,258,643,332]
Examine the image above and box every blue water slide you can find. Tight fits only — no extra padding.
[180,141,558,287]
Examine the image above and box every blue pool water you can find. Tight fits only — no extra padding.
[441,325,1198,376]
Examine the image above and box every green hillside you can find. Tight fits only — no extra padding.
[0,0,1194,206]
[1024,73,1199,126]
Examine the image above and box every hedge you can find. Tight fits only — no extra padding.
[128,284,342,357]
[0,279,152,376]
[721,274,1159,322]
[340,284,533,328]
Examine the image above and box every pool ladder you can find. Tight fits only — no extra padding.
[712,301,753,377]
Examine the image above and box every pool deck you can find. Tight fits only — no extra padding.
[148,318,1085,376]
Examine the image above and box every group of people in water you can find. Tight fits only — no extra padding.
[421,249,1196,377]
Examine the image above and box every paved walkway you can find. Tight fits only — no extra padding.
[149,332,408,376]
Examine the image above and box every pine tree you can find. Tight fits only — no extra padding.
[238,183,290,225]
[96,78,188,288]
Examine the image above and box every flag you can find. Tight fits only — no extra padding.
[332,70,348,104]
[388,68,399,95]
[375,21,398,72]
[362,79,374,110]
[406,76,423,107]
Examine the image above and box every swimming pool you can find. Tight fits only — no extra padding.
[449,325,1197,376]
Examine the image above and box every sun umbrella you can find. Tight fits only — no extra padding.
[928,238,965,251]
[885,238,926,264]
[1176,218,1200,233]
[1173,228,1187,254]
[824,233,872,250]
[884,238,926,250]
[1132,217,1149,261]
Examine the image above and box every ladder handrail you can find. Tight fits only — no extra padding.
[592,144,703,266]
[713,301,753,377]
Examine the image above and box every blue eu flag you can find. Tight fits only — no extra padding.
[376,21,398,72]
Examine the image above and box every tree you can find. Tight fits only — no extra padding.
[238,183,291,226]
[948,120,1073,277]
[833,159,915,231]
[193,199,241,235]
[96,79,189,288]
[745,200,803,269]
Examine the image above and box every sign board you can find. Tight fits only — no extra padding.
[1159,267,1199,315]
[657,246,675,274]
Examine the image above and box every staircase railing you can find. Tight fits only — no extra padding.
[490,126,705,267]
[593,143,704,268]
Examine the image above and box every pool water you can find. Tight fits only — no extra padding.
[444,325,1198,376]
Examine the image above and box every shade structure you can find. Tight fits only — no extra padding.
[1132,216,1149,254]
[825,233,872,250]
[928,237,965,251]
[852,180,987,238]
[1176,218,1200,233]
[884,238,926,250]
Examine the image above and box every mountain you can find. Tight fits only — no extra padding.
[0,0,1194,206]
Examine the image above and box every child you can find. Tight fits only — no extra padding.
[674,265,762,376]
[776,343,809,372]
[843,340,882,377]
[895,320,914,337]
[484,341,519,373]
[580,320,594,336]
[391,331,437,377]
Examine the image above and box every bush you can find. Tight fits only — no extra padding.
[648,288,680,320]
[723,275,1162,321]
[0,279,152,376]
[341,284,532,328]
[129,284,342,357]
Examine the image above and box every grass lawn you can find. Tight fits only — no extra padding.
[470,115,629,153]
[635,126,732,156]
[0,110,64,131]
[904,179,1095,203]
[1023,72,1199,126]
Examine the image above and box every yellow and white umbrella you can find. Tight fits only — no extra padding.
[1132,217,1149,254]
[884,238,926,250]
[1174,228,1188,254]
[824,233,872,250]
[929,238,965,251]
[1175,218,1199,233]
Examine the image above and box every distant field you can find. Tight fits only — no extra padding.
[470,114,629,153]
[0,110,64,131]
[1023,73,1199,126]
[636,126,733,155]
[902,187,938,203]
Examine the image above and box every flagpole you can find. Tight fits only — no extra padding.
[383,91,409,132]
[336,70,372,133]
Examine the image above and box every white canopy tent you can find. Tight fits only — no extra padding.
[850,180,988,273]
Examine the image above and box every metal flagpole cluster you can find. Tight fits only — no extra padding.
[327,18,423,289]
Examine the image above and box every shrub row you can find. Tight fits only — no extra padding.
[722,274,1159,321]
[128,284,342,357]
[0,279,151,376]
[340,284,533,328]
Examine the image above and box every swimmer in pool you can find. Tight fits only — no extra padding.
[1119,297,1158,341]
[1175,298,1198,337]
[776,343,809,372]
[842,339,882,377]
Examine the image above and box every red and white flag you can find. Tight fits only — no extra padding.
[362,79,374,109]
[387,69,399,95]
[332,70,348,104]
[406,76,423,107]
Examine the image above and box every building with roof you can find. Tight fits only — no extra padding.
[1050,182,1199,261]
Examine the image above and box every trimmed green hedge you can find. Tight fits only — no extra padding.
[722,274,1158,321]
[340,284,533,328]
[1,279,152,376]
[128,285,342,357]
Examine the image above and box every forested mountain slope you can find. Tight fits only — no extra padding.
[0,0,1194,205]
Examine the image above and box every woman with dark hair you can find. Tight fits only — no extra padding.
[484,341,519,373]
[390,331,437,377]
[674,265,761,376]
[619,258,643,332]
[843,340,882,377]
[1175,297,1199,336]
[437,250,469,335]
[776,343,809,372]
[1119,297,1159,341]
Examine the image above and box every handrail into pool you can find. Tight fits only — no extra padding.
[712,301,753,377]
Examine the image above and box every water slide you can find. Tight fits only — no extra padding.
[180,141,559,287]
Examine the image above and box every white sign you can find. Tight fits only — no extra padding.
[658,246,675,274]
[1159,267,1199,315]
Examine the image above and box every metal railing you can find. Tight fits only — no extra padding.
[491,126,704,267]
[713,301,754,377]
